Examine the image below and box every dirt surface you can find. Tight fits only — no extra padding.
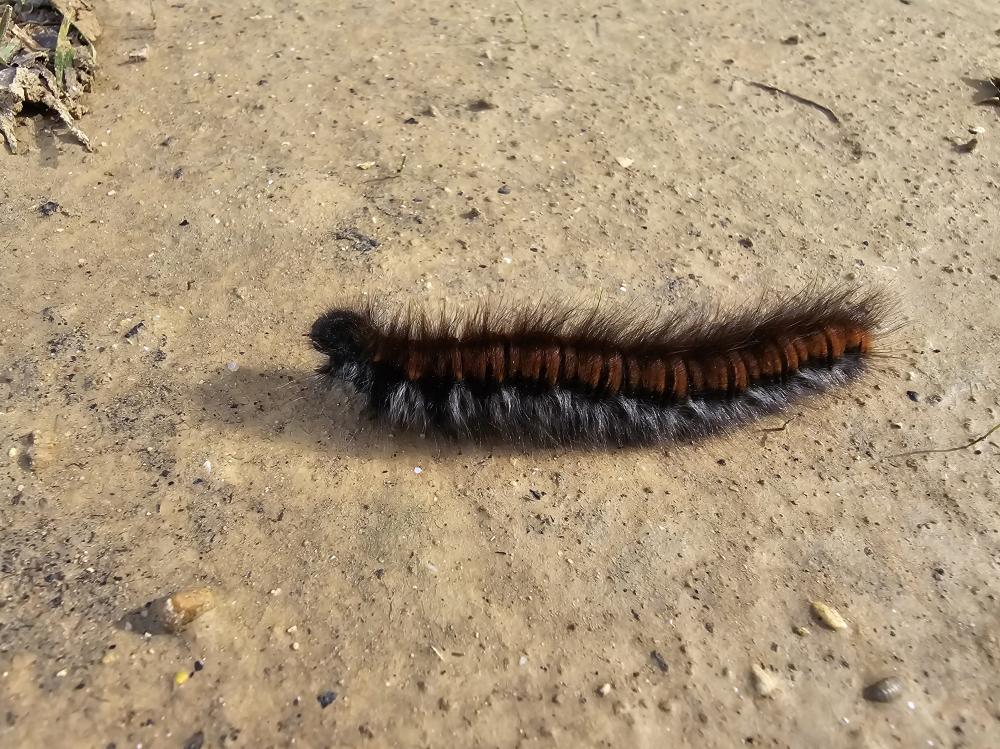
[2,1,999,747]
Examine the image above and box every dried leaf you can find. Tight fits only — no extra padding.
[0,67,24,152]
[0,65,92,152]
[9,22,43,52]
[0,112,16,152]
[50,0,102,44]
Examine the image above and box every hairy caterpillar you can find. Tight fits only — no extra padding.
[308,285,894,446]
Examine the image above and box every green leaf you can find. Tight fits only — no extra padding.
[55,16,73,87]
[0,41,19,65]
[53,14,74,89]
[0,6,18,65]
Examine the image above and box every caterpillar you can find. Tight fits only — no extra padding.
[308,285,894,446]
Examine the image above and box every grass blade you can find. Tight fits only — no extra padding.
[54,14,74,89]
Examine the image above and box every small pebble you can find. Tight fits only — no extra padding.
[498,184,511,194]
[597,683,612,697]
[317,690,337,708]
[863,676,904,703]
[750,664,780,697]
[174,670,190,686]
[7,447,16,458]
[811,601,848,631]
[37,200,61,216]
[650,650,669,673]
[226,361,239,372]
[792,625,810,636]
[148,587,215,633]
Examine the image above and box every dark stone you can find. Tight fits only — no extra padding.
[317,691,337,708]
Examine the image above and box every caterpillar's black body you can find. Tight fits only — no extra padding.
[308,286,891,446]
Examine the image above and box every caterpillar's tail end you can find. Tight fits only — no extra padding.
[843,283,906,355]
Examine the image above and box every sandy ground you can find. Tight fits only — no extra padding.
[2,1,1000,747]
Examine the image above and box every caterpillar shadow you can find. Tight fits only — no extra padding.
[190,367,820,462]
[192,367,414,458]
[191,367,624,459]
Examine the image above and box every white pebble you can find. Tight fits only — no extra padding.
[202,460,212,474]
[226,361,239,372]
[750,664,780,697]
[413,466,423,474]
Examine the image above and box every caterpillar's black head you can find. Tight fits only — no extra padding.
[309,309,369,376]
